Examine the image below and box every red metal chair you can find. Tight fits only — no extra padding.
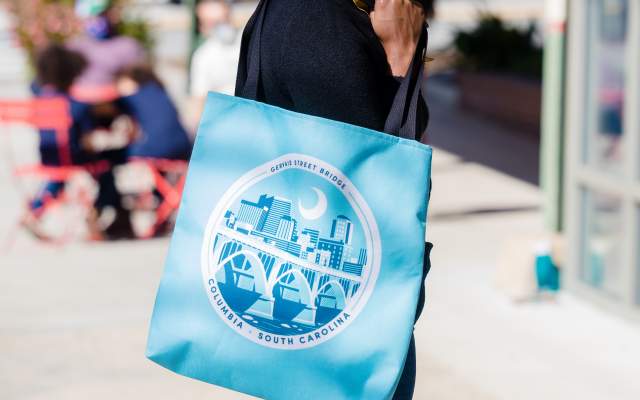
[0,98,105,243]
[69,83,120,104]
[129,157,188,239]
[2,98,189,242]
[0,97,73,165]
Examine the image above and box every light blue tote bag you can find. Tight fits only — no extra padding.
[146,2,432,399]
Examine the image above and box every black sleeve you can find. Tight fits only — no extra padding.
[268,1,400,132]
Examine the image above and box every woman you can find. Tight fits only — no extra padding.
[235,1,431,398]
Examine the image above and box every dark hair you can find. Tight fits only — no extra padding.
[116,64,164,89]
[35,45,87,93]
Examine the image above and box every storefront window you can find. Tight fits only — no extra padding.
[637,207,640,306]
[584,0,628,175]
[581,190,624,298]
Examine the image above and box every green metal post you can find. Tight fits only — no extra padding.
[540,0,568,232]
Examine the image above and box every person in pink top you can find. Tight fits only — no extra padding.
[59,0,147,238]
[67,0,146,104]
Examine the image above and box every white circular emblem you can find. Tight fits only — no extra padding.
[201,154,381,349]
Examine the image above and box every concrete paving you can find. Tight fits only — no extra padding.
[1,3,639,400]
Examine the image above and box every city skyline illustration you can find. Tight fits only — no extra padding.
[222,190,368,274]
[208,174,372,336]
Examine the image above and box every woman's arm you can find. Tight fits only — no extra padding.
[370,0,426,77]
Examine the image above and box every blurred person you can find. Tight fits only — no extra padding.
[58,0,148,239]
[236,1,431,398]
[28,44,125,240]
[67,0,146,103]
[29,45,92,220]
[190,0,241,124]
[115,65,193,161]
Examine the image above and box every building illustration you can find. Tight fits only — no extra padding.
[212,192,369,336]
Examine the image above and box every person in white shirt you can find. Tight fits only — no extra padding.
[189,0,241,126]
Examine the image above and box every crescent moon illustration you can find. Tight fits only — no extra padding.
[298,187,327,220]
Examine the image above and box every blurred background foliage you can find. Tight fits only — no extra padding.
[5,0,153,64]
[5,0,81,61]
[454,14,543,80]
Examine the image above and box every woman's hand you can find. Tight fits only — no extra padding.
[370,0,425,77]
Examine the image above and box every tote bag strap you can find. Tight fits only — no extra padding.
[384,27,429,141]
[235,0,428,141]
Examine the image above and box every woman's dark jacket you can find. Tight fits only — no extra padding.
[235,0,415,133]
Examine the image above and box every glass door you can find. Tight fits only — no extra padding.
[565,0,640,316]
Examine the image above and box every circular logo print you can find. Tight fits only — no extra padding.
[201,154,381,349]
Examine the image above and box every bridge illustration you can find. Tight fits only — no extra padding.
[210,227,364,334]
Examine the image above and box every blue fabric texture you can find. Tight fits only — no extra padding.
[146,92,432,400]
